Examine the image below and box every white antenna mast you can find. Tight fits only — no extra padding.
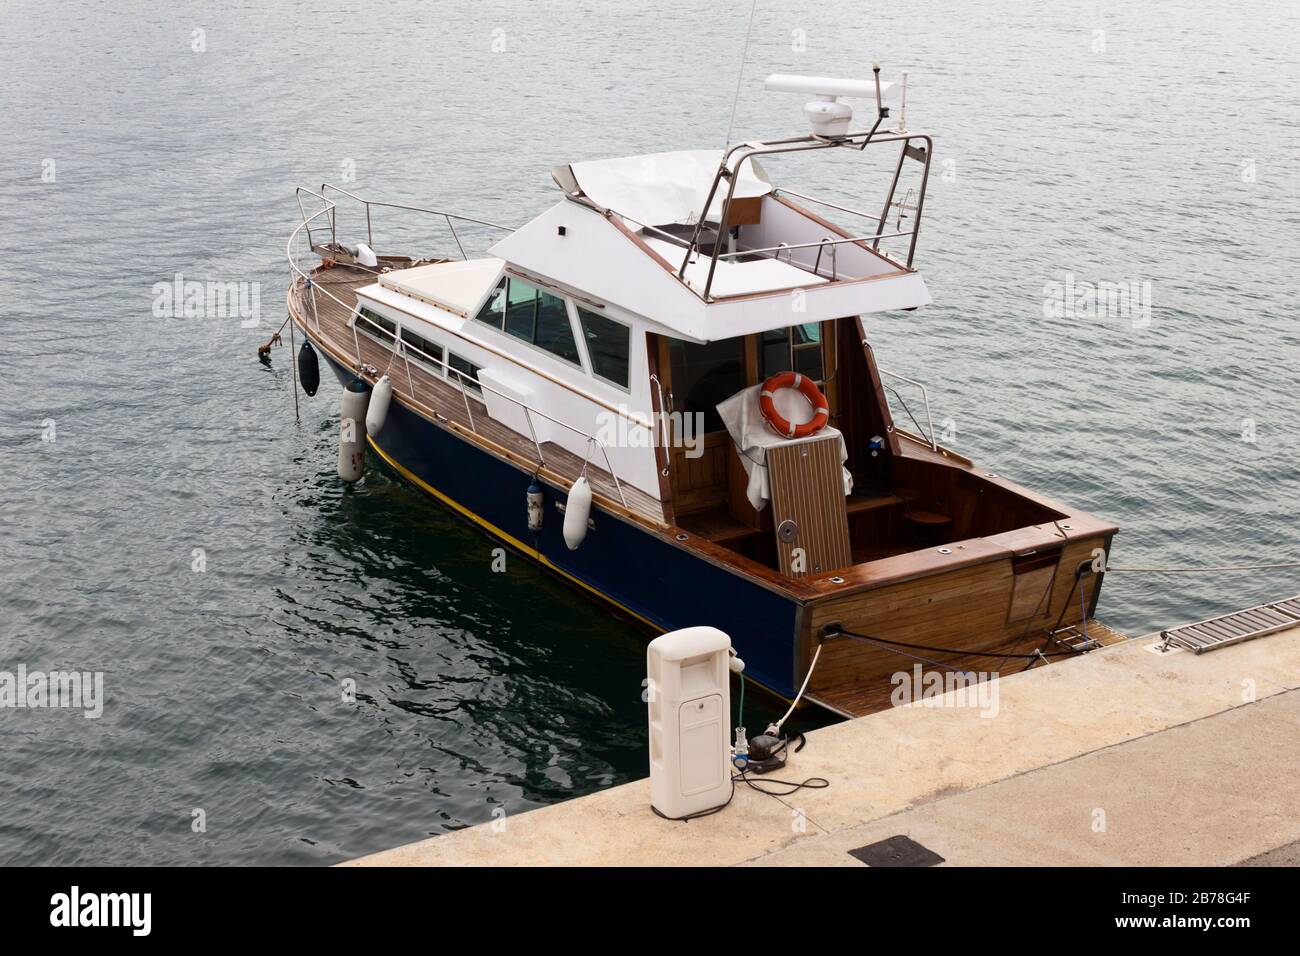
[723,0,760,147]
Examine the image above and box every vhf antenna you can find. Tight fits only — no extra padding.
[898,72,909,132]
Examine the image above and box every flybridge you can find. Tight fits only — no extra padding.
[489,70,935,341]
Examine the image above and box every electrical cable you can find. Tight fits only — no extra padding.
[773,641,822,731]
[651,779,735,822]
[734,767,829,797]
[736,665,745,730]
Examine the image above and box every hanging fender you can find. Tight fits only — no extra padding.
[366,375,392,437]
[297,340,320,397]
[562,477,592,550]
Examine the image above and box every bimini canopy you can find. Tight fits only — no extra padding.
[557,149,771,227]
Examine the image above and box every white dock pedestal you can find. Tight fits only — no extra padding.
[647,627,732,819]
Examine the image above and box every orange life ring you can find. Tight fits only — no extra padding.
[759,371,829,439]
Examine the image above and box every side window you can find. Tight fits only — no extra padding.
[504,279,536,339]
[759,323,823,383]
[475,279,506,329]
[576,307,630,388]
[503,278,580,366]
[448,352,482,395]
[792,322,823,381]
[533,290,580,365]
[759,327,790,379]
[401,327,444,374]
[358,307,397,342]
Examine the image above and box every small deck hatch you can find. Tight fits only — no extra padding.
[1160,594,1300,654]
[848,835,945,867]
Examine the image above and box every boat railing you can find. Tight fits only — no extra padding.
[297,184,515,261]
[291,189,649,417]
[288,197,637,508]
[289,189,654,426]
[878,367,937,452]
[348,308,631,508]
[676,129,933,301]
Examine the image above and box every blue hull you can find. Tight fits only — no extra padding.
[319,353,801,697]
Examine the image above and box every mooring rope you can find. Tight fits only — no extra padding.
[833,627,1058,663]
[1105,562,1300,573]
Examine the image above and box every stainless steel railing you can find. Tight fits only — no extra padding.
[676,129,934,301]
[878,367,937,452]
[310,183,515,261]
[285,189,640,508]
[289,187,654,431]
[348,309,631,508]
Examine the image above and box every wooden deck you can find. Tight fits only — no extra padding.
[289,264,665,526]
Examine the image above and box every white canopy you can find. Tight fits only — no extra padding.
[567,149,771,227]
[376,257,503,317]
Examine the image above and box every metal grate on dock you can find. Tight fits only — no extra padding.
[1160,594,1300,654]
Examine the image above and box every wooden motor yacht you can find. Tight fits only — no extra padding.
[282,71,1123,716]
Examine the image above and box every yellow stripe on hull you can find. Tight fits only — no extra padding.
[365,435,799,710]
[366,435,661,631]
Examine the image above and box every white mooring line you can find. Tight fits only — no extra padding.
[1160,595,1300,654]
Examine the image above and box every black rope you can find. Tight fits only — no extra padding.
[831,626,1055,661]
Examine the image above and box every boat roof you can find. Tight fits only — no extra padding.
[489,198,929,342]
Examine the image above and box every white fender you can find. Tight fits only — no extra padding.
[338,378,371,482]
[366,375,392,437]
[562,477,592,550]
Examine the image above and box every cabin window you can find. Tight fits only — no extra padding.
[400,327,443,374]
[576,307,630,388]
[448,352,482,395]
[668,338,745,434]
[474,279,506,329]
[759,323,824,383]
[502,279,581,366]
[357,306,397,343]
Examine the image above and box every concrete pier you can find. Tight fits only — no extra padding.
[346,623,1300,867]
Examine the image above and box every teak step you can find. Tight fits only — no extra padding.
[766,435,851,577]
